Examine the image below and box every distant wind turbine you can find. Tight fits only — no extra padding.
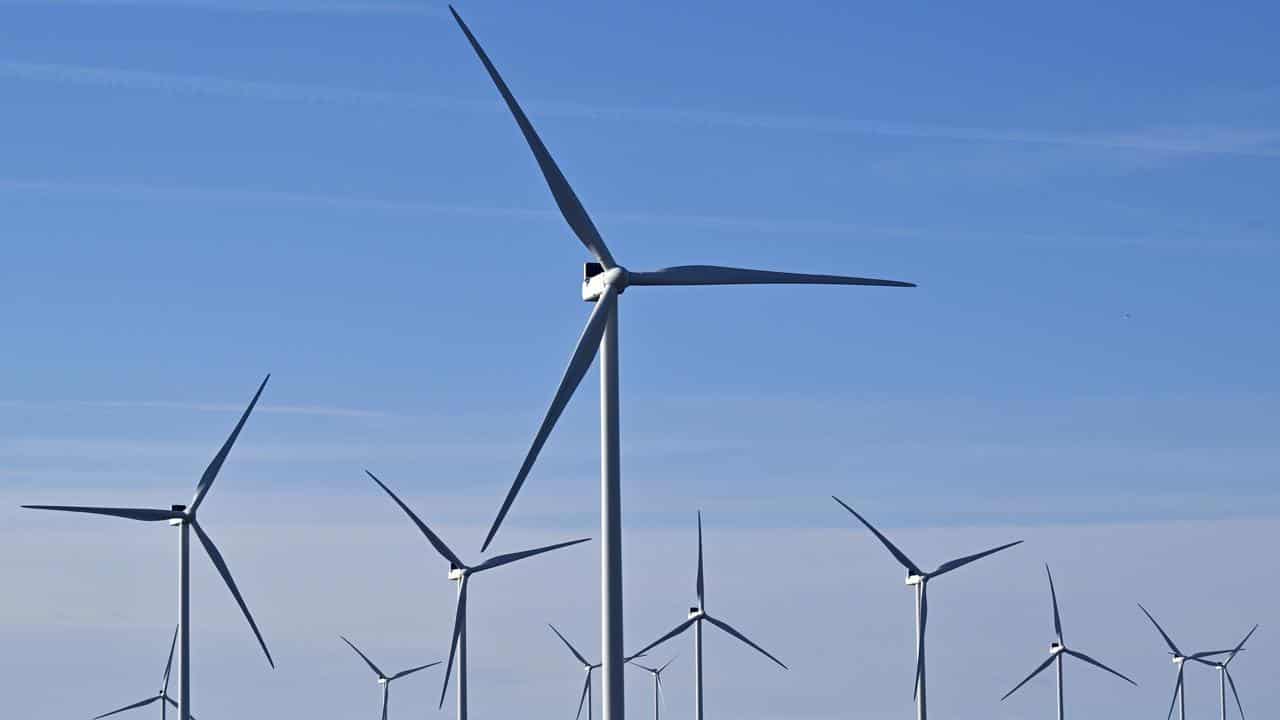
[1138,603,1234,720]
[1001,565,1136,718]
[629,656,677,720]
[91,626,181,720]
[446,8,913,719]
[364,470,590,720]
[25,376,275,720]
[548,624,602,720]
[832,496,1021,720]
[1190,624,1257,720]
[340,636,440,720]
[631,512,786,720]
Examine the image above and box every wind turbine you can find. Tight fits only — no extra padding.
[630,512,786,720]
[447,8,914,718]
[1190,624,1257,720]
[1138,603,1235,720]
[629,656,677,720]
[364,470,590,720]
[340,635,440,720]
[1000,565,1136,718]
[832,496,1021,720]
[549,624,601,720]
[24,376,274,720]
[91,626,182,720]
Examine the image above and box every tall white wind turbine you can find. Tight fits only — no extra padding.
[1189,625,1257,720]
[549,624,602,720]
[340,635,440,720]
[629,656,677,720]
[447,9,914,718]
[630,513,786,720]
[1138,604,1234,720]
[91,626,181,720]
[24,376,275,720]
[832,496,1021,720]
[1001,565,1136,718]
[364,470,590,720]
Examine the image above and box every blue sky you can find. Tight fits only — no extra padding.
[1,1,1277,718]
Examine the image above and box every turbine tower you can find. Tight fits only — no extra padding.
[1001,565,1136,718]
[630,512,787,720]
[549,624,602,720]
[24,376,275,720]
[340,636,440,720]
[832,496,1021,720]
[629,657,677,720]
[364,470,590,720]
[1137,603,1234,720]
[447,9,914,718]
[1190,625,1257,720]
[91,626,180,720]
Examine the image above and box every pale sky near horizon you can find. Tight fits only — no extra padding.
[1,1,1277,718]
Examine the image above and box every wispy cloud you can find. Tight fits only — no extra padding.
[0,398,391,418]
[0,0,441,16]
[2,60,1277,159]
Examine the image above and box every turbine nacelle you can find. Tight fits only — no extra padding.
[448,565,467,581]
[582,263,628,301]
[1049,642,1065,655]
[167,504,188,526]
[688,607,704,620]
[905,574,926,586]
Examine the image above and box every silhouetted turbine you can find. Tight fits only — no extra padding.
[365,470,589,720]
[833,496,1021,720]
[1001,565,1136,718]
[341,635,440,720]
[25,376,274,720]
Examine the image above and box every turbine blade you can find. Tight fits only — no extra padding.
[696,511,705,610]
[391,661,441,680]
[658,655,677,673]
[365,470,464,568]
[575,674,591,720]
[1046,564,1063,643]
[439,576,468,709]
[548,624,592,667]
[21,505,181,522]
[448,6,616,268]
[1190,649,1237,659]
[1064,649,1137,686]
[381,682,389,720]
[190,374,268,513]
[1226,668,1245,720]
[92,696,160,719]
[704,615,787,669]
[1000,655,1056,701]
[191,520,273,668]
[1167,667,1183,720]
[631,618,697,659]
[931,540,1023,577]
[473,537,591,573]
[657,673,665,708]
[1227,624,1259,665]
[628,265,914,288]
[831,496,920,574]
[340,635,385,678]
[161,624,179,695]
[481,286,617,552]
[1138,603,1182,657]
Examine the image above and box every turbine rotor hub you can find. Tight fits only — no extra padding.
[582,263,628,301]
